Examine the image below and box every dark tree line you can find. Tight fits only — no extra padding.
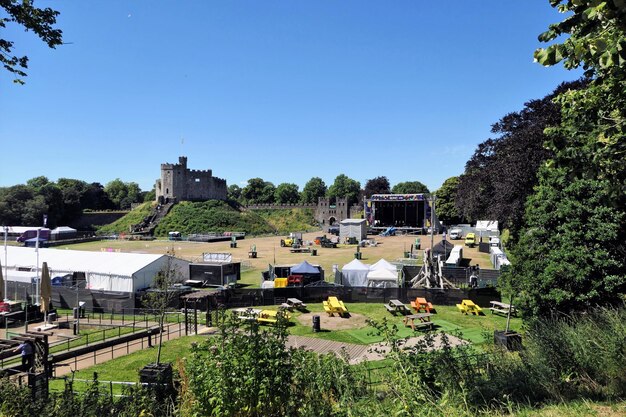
[0,177,147,227]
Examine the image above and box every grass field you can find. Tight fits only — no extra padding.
[63,231,493,288]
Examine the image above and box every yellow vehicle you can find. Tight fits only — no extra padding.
[280,232,302,247]
[465,232,476,247]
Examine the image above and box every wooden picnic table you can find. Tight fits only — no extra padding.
[287,298,307,309]
[403,313,433,331]
[410,297,434,313]
[489,301,517,316]
[384,299,410,315]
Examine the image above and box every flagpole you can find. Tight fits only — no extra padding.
[3,226,8,301]
[35,228,40,305]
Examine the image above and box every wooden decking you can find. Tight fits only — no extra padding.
[286,336,369,362]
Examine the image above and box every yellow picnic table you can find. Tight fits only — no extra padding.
[323,296,348,317]
[456,299,483,315]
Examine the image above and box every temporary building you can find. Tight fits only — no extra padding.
[339,219,367,241]
[340,259,370,287]
[366,267,398,288]
[50,226,77,241]
[3,246,189,293]
[490,247,511,270]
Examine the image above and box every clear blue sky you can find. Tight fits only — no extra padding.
[0,1,581,193]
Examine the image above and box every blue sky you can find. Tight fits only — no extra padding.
[0,1,581,193]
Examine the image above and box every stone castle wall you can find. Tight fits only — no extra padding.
[156,156,227,202]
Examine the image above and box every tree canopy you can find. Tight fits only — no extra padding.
[300,177,327,204]
[274,183,300,204]
[241,178,276,205]
[1,0,63,84]
[455,80,585,236]
[326,174,361,206]
[391,181,429,194]
[363,176,390,197]
[504,0,626,318]
[434,177,463,225]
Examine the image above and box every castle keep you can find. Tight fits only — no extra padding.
[155,156,227,202]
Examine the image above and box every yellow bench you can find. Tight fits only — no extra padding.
[257,310,290,324]
[456,299,483,315]
[323,301,333,316]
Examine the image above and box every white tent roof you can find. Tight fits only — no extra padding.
[5,246,163,277]
[339,218,366,225]
[51,226,77,233]
[476,220,499,232]
[370,259,397,272]
[342,259,370,271]
[367,268,397,280]
[4,246,188,293]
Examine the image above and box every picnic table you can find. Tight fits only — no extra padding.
[287,298,307,310]
[403,313,434,331]
[410,297,434,313]
[384,299,410,315]
[233,308,289,325]
[489,301,517,316]
[290,247,311,253]
[456,299,483,315]
[323,296,348,317]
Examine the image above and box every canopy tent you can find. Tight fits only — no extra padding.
[290,261,320,274]
[3,246,189,293]
[340,259,370,287]
[366,267,398,288]
[339,219,367,241]
[370,259,397,272]
[50,226,77,240]
[432,240,454,259]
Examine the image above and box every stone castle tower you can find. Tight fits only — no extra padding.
[315,197,349,228]
[155,156,227,202]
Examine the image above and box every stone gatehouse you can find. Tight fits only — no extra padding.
[155,156,227,202]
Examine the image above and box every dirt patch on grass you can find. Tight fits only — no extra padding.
[297,312,369,330]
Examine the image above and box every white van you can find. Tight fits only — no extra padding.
[449,228,463,240]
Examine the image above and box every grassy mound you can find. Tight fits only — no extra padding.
[154,201,274,236]
[96,201,319,236]
[97,202,154,234]
[252,208,318,233]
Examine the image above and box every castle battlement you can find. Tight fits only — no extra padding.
[155,156,227,203]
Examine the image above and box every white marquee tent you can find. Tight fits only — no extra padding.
[340,259,370,287]
[339,219,367,241]
[3,246,189,293]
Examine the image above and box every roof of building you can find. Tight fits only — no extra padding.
[5,246,164,278]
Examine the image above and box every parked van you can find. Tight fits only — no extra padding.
[464,233,476,247]
[449,228,463,240]
[16,228,50,242]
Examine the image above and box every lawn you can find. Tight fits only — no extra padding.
[48,335,206,394]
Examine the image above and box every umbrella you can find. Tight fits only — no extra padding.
[0,260,4,300]
[40,261,52,314]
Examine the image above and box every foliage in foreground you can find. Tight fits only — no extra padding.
[1,306,625,416]
[182,311,366,417]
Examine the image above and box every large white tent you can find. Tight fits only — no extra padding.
[340,259,370,287]
[3,246,189,293]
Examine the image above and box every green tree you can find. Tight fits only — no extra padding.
[327,174,361,206]
[104,179,142,209]
[300,177,327,204]
[504,170,625,317]
[434,176,463,225]
[227,184,242,202]
[391,180,429,194]
[274,183,300,204]
[1,0,63,84]
[241,178,275,204]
